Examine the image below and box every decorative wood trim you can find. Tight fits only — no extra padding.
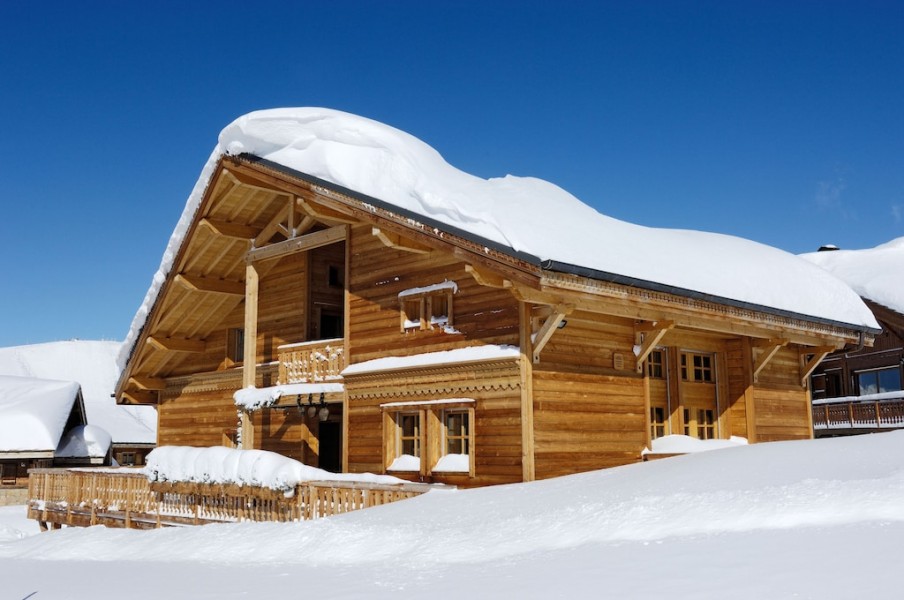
[247,225,347,264]
[146,336,206,353]
[174,273,244,296]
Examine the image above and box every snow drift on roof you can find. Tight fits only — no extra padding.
[119,108,878,368]
[56,424,112,458]
[0,341,156,444]
[0,375,81,452]
[800,237,904,316]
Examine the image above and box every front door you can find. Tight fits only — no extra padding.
[646,348,719,440]
[318,421,342,473]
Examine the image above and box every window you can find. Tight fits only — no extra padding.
[647,350,665,379]
[328,265,344,288]
[856,367,902,396]
[684,408,715,440]
[384,402,474,475]
[398,281,457,332]
[681,352,714,383]
[650,406,667,439]
[227,328,244,363]
[117,452,136,466]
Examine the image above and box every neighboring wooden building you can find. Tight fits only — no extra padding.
[115,109,879,487]
[0,375,106,489]
[802,243,904,436]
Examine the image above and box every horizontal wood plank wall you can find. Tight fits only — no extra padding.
[537,311,635,373]
[159,381,242,448]
[725,339,749,439]
[532,370,645,478]
[753,387,811,441]
[345,360,523,487]
[347,226,519,365]
[254,410,313,463]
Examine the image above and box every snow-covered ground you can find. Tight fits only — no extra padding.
[1,431,902,599]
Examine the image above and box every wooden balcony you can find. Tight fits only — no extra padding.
[277,338,346,384]
[812,396,904,436]
[27,468,436,530]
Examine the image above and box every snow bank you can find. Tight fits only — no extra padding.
[642,434,748,455]
[55,424,113,458]
[343,344,520,376]
[234,382,344,411]
[0,375,80,451]
[143,446,406,492]
[800,237,904,315]
[120,108,877,371]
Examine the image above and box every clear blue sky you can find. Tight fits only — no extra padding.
[1,1,902,347]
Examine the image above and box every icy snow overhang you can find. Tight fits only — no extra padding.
[0,375,82,453]
[234,382,345,411]
[56,424,112,458]
[118,107,880,373]
[800,237,904,317]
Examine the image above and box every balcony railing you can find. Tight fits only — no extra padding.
[27,468,436,530]
[277,338,345,384]
[812,396,904,432]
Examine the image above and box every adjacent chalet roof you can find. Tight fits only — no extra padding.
[0,341,156,445]
[120,107,878,369]
[800,237,904,317]
[0,375,84,453]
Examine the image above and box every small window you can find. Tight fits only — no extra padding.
[388,412,422,472]
[650,406,667,439]
[399,282,456,332]
[683,408,715,439]
[328,265,344,288]
[647,350,665,379]
[444,410,470,455]
[118,452,136,466]
[227,328,245,363]
[681,352,713,383]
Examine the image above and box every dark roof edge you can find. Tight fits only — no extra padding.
[236,153,543,266]
[541,259,881,335]
[237,154,879,337]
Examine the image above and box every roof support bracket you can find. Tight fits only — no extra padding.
[752,338,789,382]
[799,346,836,387]
[532,304,574,363]
[465,264,512,289]
[633,320,675,373]
[372,227,433,254]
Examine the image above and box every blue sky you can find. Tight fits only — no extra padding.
[1,1,902,347]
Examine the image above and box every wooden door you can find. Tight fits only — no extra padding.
[679,351,718,439]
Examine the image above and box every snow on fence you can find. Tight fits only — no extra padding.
[27,468,437,530]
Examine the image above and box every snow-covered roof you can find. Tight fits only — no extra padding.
[56,424,112,458]
[0,341,156,445]
[800,237,904,316]
[0,375,81,452]
[120,108,878,368]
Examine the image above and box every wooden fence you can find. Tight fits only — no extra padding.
[27,468,436,530]
[812,399,904,432]
[277,338,345,384]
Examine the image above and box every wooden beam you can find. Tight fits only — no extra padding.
[120,390,158,405]
[254,205,291,247]
[247,225,347,264]
[633,320,675,373]
[199,217,259,240]
[174,273,244,296]
[241,263,259,450]
[128,376,165,391]
[752,338,789,382]
[518,302,536,482]
[465,264,512,289]
[146,336,206,353]
[532,305,573,363]
[297,196,359,225]
[223,168,293,196]
[800,346,835,387]
[372,227,433,254]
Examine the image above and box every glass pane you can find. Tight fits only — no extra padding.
[878,368,902,393]
[858,372,878,395]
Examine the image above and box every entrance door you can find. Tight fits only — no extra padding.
[318,421,342,473]
[646,348,719,440]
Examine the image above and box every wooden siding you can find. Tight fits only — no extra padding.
[347,226,519,365]
[754,387,812,441]
[345,360,523,487]
[533,370,646,478]
[159,383,241,447]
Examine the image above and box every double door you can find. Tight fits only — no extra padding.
[648,348,719,440]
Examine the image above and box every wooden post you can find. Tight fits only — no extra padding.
[241,262,259,449]
[742,338,758,443]
[518,301,536,482]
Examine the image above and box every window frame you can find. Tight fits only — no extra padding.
[398,282,456,332]
[382,400,475,477]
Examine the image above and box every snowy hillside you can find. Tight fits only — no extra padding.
[801,237,904,315]
[1,431,902,599]
[0,340,155,444]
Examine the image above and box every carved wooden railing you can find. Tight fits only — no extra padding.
[812,398,904,431]
[27,468,435,530]
[277,338,345,384]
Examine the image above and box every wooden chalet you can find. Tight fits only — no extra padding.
[112,111,879,488]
